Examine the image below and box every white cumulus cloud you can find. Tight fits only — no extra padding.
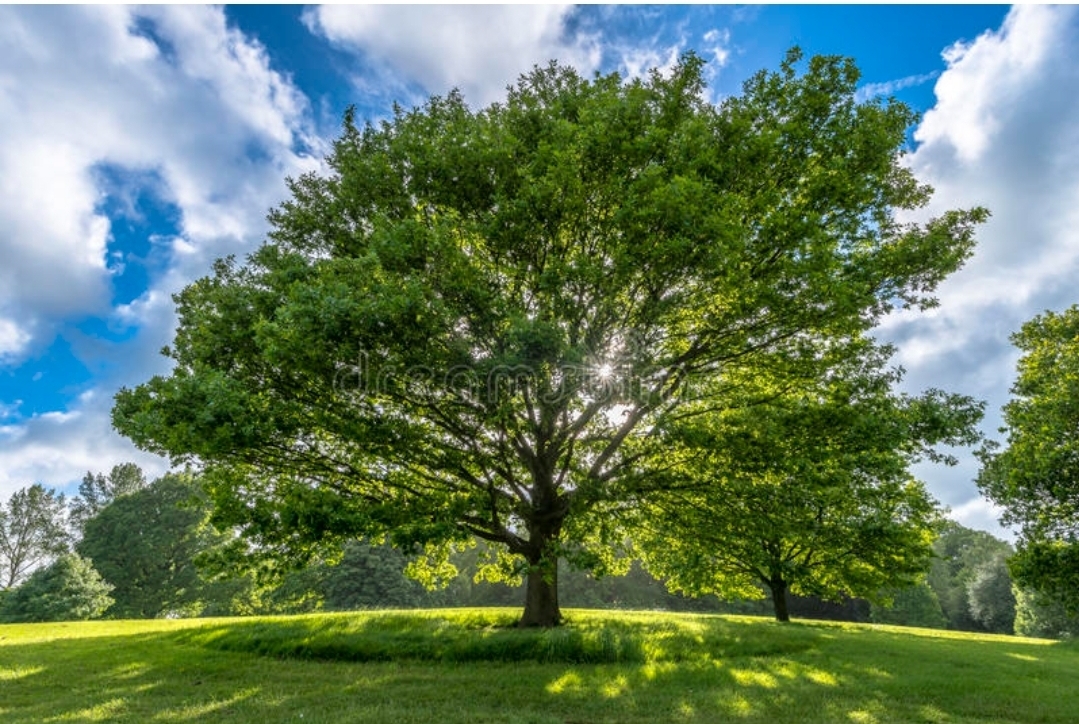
[0,391,170,501]
[304,5,603,107]
[880,4,1079,540]
[0,6,323,499]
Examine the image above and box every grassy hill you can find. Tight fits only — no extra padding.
[1,609,1076,723]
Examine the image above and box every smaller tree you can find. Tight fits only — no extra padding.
[632,342,983,622]
[870,582,948,629]
[926,521,1013,631]
[321,540,426,611]
[77,471,228,618]
[978,305,1079,611]
[0,553,113,623]
[966,552,1017,634]
[0,484,69,590]
[69,463,147,534]
[1014,587,1079,639]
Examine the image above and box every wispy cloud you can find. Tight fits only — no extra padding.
[855,71,940,103]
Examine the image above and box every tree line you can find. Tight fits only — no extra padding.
[1,462,1075,638]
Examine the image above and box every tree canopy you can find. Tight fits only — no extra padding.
[113,50,986,626]
[0,484,69,591]
[1014,587,1079,639]
[0,553,113,623]
[966,552,1016,634]
[77,472,229,618]
[69,462,148,536]
[978,305,1079,611]
[926,520,1015,632]
[630,340,982,621]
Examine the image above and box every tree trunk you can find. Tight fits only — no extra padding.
[519,556,561,627]
[516,470,566,627]
[769,577,791,622]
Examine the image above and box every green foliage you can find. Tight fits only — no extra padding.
[966,552,1017,634]
[246,537,724,614]
[979,304,1079,611]
[76,472,233,618]
[421,541,728,612]
[633,341,980,621]
[0,553,113,622]
[1007,539,1079,613]
[925,520,1014,631]
[0,483,69,590]
[1014,587,1079,639]
[113,49,985,626]
[69,463,147,535]
[870,582,948,629]
[321,540,427,610]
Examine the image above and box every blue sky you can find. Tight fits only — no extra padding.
[1,5,1077,542]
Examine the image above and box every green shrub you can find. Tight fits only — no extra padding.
[0,553,113,622]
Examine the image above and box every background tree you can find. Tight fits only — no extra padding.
[69,463,147,535]
[978,305,1079,612]
[0,484,69,590]
[77,472,230,618]
[966,552,1016,633]
[113,50,986,626]
[1014,587,1079,639]
[320,540,426,611]
[870,582,948,629]
[631,342,982,622]
[925,521,1014,631]
[0,553,113,623]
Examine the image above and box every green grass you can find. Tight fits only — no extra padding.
[2,609,1077,723]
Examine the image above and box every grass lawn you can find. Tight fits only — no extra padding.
[1,609,1076,723]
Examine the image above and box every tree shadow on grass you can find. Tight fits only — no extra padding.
[170,611,827,665]
[539,624,1079,723]
[1,617,1076,724]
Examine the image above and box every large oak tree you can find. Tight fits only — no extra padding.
[113,51,985,626]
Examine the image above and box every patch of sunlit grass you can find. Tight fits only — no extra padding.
[0,665,43,681]
[2,610,1078,723]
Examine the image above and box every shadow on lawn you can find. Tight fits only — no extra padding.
[537,629,1077,723]
[1,619,1076,724]
[168,611,827,664]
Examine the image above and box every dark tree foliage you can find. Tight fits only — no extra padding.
[321,540,426,611]
[870,583,948,629]
[69,463,147,535]
[979,305,1079,612]
[77,472,229,618]
[113,50,986,626]
[0,484,69,590]
[966,552,1017,634]
[0,553,113,623]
